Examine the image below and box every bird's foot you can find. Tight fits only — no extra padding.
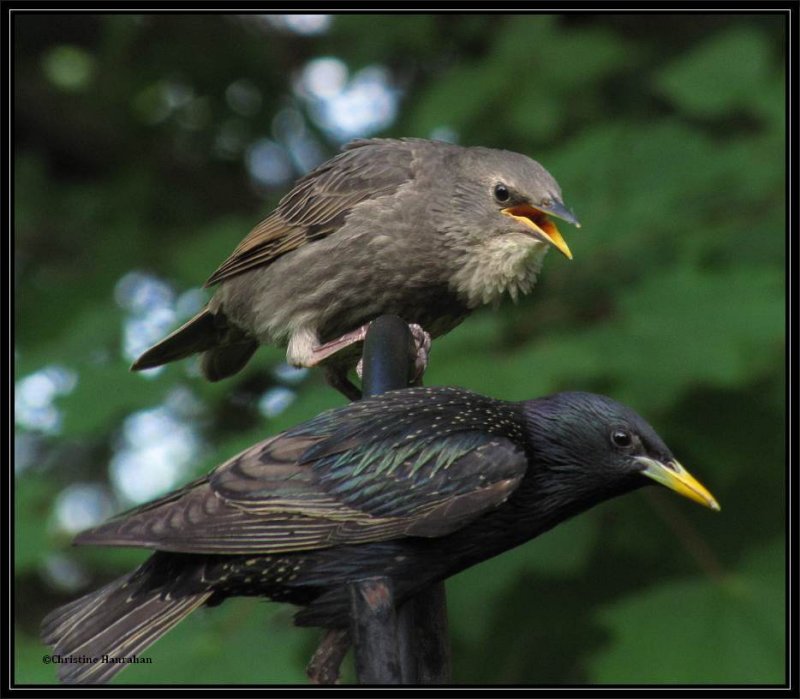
[354,322,431,385]
[407,323,431,386]
[313,321,432,400]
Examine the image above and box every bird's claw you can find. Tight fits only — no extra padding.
[354,322,431,385]
[407,323,431,386]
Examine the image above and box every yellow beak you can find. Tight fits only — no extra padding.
[636,456,721,511]
[501,204,574,260]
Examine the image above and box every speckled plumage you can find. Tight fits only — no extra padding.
[41,387,718,684]
[131,139,579,394]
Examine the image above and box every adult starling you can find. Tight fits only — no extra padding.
[131,138,579,397]
[41,387,718,684]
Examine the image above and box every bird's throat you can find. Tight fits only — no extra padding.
[449,237,549,308]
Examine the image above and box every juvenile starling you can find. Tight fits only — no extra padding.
[131,138,579,397]
[41,387,718,684]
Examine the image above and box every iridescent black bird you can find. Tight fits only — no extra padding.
[42,387,718,684]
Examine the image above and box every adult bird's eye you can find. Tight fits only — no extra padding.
[611,430,633,448]
[494,184,510,203]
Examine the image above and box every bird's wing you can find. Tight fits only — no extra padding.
[75,388,528,554]
[205,139,416,286]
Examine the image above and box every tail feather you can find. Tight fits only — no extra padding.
[131,307,259,381]
[131,308,219,371]
[41,570,211,684]
[200,341,258,381]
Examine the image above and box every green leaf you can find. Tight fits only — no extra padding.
[16,629,59,685]
[605,266,784,409]
[589,538,785,683]
[165,215,258,285]
[115,599,315,684]
[15,475,55,572]
[656,27,775,118]
[433,265,783,413]
[448,514,595,646]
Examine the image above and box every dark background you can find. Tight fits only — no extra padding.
[15,12,785,684]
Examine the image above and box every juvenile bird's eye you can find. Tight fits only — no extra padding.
[611,430,633,448]
[494,184,510,203]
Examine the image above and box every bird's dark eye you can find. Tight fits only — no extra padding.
[611,430,633,448]
[494,184,510,203]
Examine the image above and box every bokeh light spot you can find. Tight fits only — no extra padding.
[15,365,78,435]
[41,45,95,91]
[53,483,115,535]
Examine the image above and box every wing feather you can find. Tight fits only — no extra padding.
[205,139,417,286]
[75,387,528,555]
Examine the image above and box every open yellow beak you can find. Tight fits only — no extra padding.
[501,204,575,260]
[636,456,721,511]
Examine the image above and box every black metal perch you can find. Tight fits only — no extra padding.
[352,315,452,685]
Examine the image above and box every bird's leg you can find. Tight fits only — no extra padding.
[296,321,431,400]
[324,366,362,401]
[306,629,351,685]
[355,323,432,386]
[304,324,371,367]
[289,325,370,400]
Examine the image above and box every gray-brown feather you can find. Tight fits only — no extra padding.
[130,308,219,371]
[205,138,420,285]
[132,137,570,385]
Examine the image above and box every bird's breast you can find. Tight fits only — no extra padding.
[448,235,550,308]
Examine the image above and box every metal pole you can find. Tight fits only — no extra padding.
[348,316,412,684]
[349,577,402,684]
[397,582,452,684]
[360,314,416,397]
[348,315,452,685]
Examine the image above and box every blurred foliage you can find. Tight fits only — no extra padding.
[14,12,785,685]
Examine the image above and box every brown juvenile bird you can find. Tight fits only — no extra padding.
[132,138,579,397]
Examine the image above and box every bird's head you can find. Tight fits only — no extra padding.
[521,392,720,511]
[449,147,580,260]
